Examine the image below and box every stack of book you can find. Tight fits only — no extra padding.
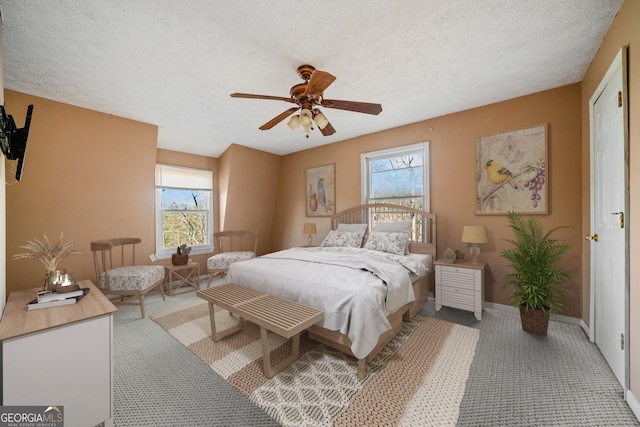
[27,288,90,311]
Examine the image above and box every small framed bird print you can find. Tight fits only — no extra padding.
[306,163,336,216]
[475,124,548,215]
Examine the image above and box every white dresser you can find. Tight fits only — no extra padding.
[435,259,485,321]
[0,280,117,427]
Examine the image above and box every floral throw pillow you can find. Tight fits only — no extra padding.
[320,230,364,248]
[375,220,413,254]
[363,231,409,256]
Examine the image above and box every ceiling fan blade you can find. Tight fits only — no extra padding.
[304,71,336,99]
[320,121,336,136]
[313,108,336,136]
[259,107,300,130]
[231,93,296,104]
[320,99,382,115]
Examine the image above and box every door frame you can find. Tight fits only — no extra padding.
[588,46,630,393]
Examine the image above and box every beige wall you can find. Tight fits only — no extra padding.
[218,144,280,256]
[273,84,583,317]
[2,92,278,294]
[4,91,160,293]
[2,96,223,293]
[581,0,640,403]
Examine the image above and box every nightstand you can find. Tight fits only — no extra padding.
[164,262,200,295]
[434,259,485,321]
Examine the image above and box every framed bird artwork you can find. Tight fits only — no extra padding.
[475,124,548,215]
[306,163,336,217]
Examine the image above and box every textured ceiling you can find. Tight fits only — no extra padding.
[0,0,622,157]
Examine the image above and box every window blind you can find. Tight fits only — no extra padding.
[155,164,212,190]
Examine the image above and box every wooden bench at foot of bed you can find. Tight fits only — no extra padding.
[197,283,324,378]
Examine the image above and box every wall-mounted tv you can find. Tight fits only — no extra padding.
[0,104,33,181]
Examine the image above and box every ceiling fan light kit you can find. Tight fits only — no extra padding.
[230,64,382,138]
[299,109,313,125]
[313,112,329,130]
[287,115,301,131]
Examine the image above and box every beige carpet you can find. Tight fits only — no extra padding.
[152,301,479,426]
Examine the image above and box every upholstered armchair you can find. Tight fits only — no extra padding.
[206,230,257,287]
[91,238,165,318]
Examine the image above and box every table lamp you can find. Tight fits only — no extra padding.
[462,225,488,264]
[303,223,317,246]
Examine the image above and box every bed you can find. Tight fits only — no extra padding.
[225,203,436,378]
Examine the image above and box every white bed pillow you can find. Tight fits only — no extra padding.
[320,230,364,248]
[336,223,368,234]
[375,220,412,233]
[363,231,409,256]
[407,253,433,273]
[374,220,412,254]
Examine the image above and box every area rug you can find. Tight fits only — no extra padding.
[151,301,479,426]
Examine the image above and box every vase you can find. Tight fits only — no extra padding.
[44,269,66,291]
[172,254,188,266]
[443,248,456,263]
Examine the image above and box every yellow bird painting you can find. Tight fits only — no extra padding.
[485,159,520,189]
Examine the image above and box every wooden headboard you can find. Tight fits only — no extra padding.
[331,203,437,258]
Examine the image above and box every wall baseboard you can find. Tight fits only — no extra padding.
[483,301,582,326]
[426,297,584,326]
[580,319,592,341]
[627,389,640,423]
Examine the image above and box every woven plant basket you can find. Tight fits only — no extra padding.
[519,305,550,336]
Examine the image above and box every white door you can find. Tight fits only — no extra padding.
[589,48,628,388]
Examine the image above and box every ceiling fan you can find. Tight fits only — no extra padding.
[230,64,382,138]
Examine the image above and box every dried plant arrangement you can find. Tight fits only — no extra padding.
[13,233,83,274]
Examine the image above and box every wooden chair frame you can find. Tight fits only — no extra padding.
[91,238,165,318]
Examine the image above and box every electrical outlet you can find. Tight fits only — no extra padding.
[149,254,157,262]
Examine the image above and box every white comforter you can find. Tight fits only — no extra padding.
[225,247,424,359]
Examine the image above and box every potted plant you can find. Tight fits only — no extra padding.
[172,244,191,265]
[501,211,574,335]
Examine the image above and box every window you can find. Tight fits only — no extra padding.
[155,165,213,258]
[361,142,429,211]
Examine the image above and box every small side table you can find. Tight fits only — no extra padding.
[165,262,201,295]
[434,259,485,321]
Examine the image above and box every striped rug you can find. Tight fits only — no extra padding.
[151,301,479,426]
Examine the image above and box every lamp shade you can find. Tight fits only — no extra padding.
[287,115,301,130]
[299,109,313,125]
[313,112,329,130]
[461,225,488,244]
[303,223,317,235]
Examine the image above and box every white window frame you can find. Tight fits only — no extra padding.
[361,142,430,212]
[154,164,214,259]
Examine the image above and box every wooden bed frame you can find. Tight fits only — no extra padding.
[307,203,437,379]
